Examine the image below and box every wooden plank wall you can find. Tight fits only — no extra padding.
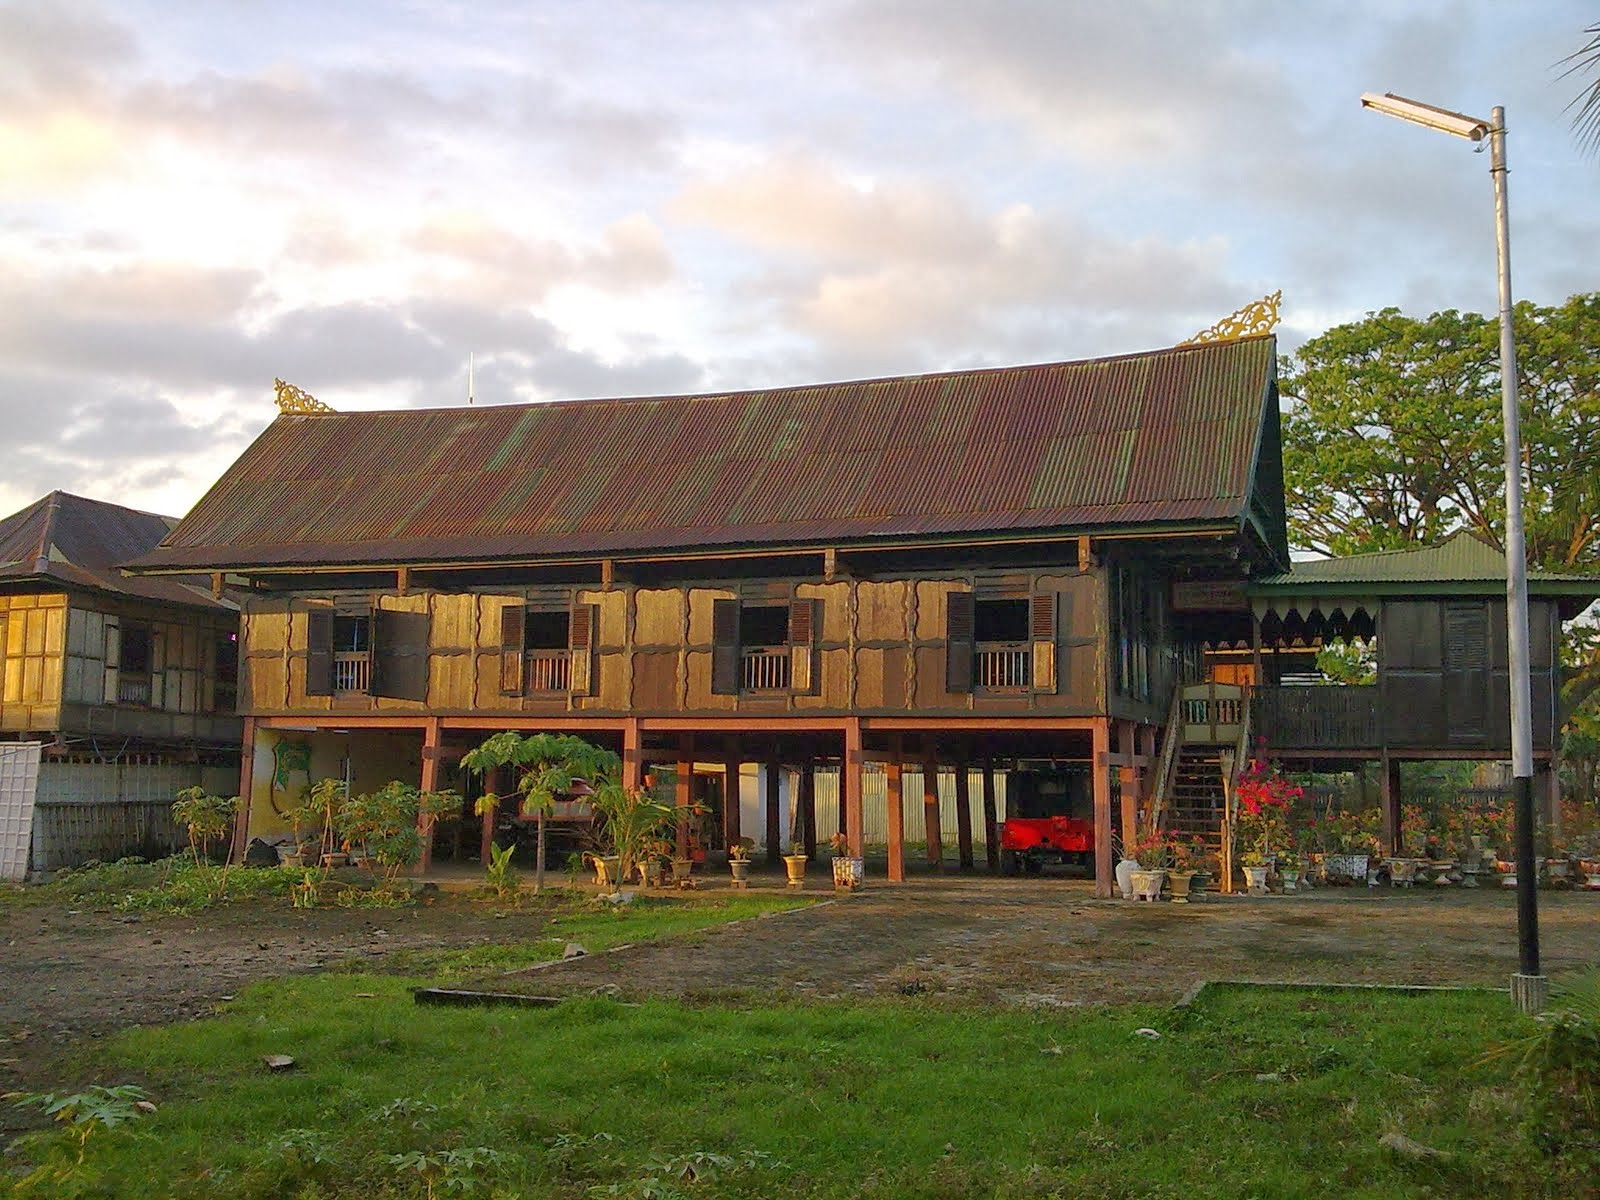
[239,569,1112,717]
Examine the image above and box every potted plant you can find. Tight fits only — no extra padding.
[278,792,324,867]
[1125,829,1171,901]
[1278,851,1302,893]
[728,837,754,887]
[782,834,809,889]
[1167,834,1206,902]
[827,832,864,891]
[587,780,678,895]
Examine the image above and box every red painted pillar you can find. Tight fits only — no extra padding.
[1093,718,1113,898]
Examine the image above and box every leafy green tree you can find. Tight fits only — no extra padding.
[459,732,620,892]
[1279,294,1600,730]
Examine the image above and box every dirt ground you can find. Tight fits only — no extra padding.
[3,871,1597,1112]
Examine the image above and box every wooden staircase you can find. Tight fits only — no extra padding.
[1149,682,1252,888]
[1165,746,1228,869]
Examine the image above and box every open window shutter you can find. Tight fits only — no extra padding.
[1030,592,1057,693]
[305,609,334,696]
[569,603,597,695]
[103,618,120,703]
[149,629,167,710]
[372,608,429,701]
[499,604,526,696]
[945,592,975,693]
[711,598,741,695]
[788,598,817,694]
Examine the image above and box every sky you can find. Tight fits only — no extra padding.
[2,1,1596,522]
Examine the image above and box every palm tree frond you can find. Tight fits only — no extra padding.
[1561,23,1600,156]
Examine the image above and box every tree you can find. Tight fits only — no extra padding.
[1279,293,1600,724]
[459,732,621,892]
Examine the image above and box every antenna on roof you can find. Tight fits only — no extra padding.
[468,353,475,405]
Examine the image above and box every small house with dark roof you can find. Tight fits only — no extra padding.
[122,338,1599,894]
[0,492,242,875]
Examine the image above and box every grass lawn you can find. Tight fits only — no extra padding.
[7,965,1568,1199]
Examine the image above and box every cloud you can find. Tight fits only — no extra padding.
[672,154,1242,359]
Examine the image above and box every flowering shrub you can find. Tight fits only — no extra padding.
[1233,746,1302,867]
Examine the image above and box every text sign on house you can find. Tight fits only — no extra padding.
[1171,581,1249,612]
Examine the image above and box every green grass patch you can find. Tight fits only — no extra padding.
[2,857,300,915]
[358,893,815,981]
[6,971,1569,1198]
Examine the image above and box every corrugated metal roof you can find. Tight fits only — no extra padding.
[0,491,231,609]
[1252,531,1600,597]
[131,337,1282,572]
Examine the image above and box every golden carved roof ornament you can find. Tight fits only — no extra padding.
[273,379,334,415]
[1180,290,1283,346]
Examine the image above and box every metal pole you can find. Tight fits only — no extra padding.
[1491,106,1545,1014]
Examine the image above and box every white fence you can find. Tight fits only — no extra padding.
[0,743,42,882]
[27,761,237,873]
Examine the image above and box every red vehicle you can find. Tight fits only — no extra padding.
[1000,765,1094,876]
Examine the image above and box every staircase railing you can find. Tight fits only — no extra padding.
[1148,681,1186,831]
[1218,687,1253,895]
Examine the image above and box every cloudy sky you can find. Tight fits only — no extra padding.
[3,1,1595,521]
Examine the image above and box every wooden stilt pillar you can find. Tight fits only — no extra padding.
[416,718,442,874]
[981,758,1000,873]
[231,717,256,864]
[764,754,782,864]
[886,736,905,882]
[800,759,817,859]
[1093,718,1113,898]
[676,735,694,859]
[1539,759,1561,841]
[954,756,974,870]
[1137,723,1158,814]
[622,718,642,790]
[1117,719,1138,845]
[722,742,742,850]
[844,718,864,858]
[923,745,943,867]
[1381,753,1402,855]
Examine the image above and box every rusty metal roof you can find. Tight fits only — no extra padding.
[131,337,1285,572]
[0,491,231,609]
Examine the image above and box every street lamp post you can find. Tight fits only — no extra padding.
[1359,92,1545,1014]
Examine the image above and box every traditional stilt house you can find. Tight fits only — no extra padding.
[122,342,1598,895]
[0,492,242,877]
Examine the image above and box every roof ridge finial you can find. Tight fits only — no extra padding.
[274,379,334,414]
[1180,290,1283,346]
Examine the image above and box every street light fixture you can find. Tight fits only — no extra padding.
[1360,91,1544,1014]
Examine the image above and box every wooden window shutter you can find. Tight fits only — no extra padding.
[305,609,333,697]
[788,598,818,694]
[372,607,430,702]
[569,603,597,696]
[1030,592,1057,693]
[711,598,740,695]
[945,591,975,693]
[102,617,121,704]
[499,604,526,696]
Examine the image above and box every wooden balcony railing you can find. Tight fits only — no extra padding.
[742,647,791,691]
[333,651,371,694]
[116,676,152,706]
[526,649,572,694]
[1252,685,1381,749]
[975,642,1030,689]
[1181,683,1245,744]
